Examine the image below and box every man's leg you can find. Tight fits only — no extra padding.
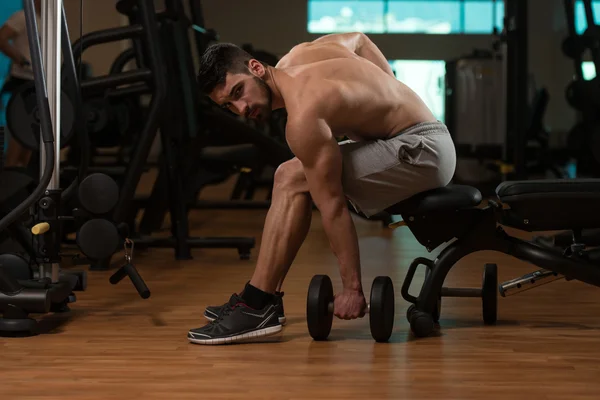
[189,158,312,344]
[248,157,312,295]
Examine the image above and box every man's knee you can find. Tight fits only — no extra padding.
[273,158,306,194]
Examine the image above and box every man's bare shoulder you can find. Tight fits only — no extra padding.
[276,40,356,69]
[286,78,343,122]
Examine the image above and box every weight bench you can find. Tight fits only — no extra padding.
[386,179,600,338]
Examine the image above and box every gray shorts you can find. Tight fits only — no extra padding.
[339,121,456,217]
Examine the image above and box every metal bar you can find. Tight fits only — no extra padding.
[112,0,167,225]
[107,83,152,98]
[499,269,564,297]
[133,236,255,249]
[71,25,144,62]
[80,69,153,92]
[39,0,62,283]
[190,200,273,210]
[504,0,528,179]
[42,0,61,192]
[60,0,90,201]
[507,236,600,288]
[440,287,482,298]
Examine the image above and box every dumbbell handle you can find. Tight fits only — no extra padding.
[327,302,371,314]
[440,287,482,298]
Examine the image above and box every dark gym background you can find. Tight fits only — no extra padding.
[0,0,580,145]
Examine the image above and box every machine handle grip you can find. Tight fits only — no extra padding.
[31,222,50,235]
[401,257,435,304]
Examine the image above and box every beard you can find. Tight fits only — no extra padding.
[252,76,273,124]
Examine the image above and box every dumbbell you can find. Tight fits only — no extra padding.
[415,263,498,326]
[306,274,395,342]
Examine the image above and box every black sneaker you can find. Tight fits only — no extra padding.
[188,295,282,345]
[204,292,286,325]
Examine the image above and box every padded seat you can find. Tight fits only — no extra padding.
[385,185,482,216]
[496,178,600,231]
[497,178,600,200]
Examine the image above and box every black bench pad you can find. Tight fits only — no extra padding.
[496,179,600,231]
[385,185,482,216]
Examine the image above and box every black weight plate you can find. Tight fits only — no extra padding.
[84,97,111,134]
[306,275,334,341]
[482,263,498,325]
[76,219,120,260]
[5,81,75,151]
[78,173,120,215]
[0,253,32,281]
[369,276,394,342]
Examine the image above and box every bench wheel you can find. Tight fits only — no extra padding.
[407,305,434,337]
[482,263,498,325]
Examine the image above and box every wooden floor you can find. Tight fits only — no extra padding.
[2,178,600,399]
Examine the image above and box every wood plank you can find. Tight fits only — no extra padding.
[2,181,600,399]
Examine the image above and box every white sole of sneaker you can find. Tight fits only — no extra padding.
[204,313,287,326]
[187,324,283,345]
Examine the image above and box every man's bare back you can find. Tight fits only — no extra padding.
[273,34,436,142]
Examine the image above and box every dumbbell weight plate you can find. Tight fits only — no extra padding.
[78,173,120,215]
[5,81,75,151]
[0,253,32,281]
[482,263,498,325]
[76,219,120,261]
[306,275,334,341]
[369,276,395,342]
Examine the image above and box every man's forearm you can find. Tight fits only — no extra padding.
[320,201,363,292]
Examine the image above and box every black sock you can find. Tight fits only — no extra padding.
[241,282,275,309]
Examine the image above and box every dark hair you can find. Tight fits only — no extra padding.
[197,43,255,95]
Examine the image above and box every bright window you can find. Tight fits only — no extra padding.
[574,0,600,34]
[308,0,504,34]
[582,61,596,80]
[308,1,386,33]
[389,60,446,122]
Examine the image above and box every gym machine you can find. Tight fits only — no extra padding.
[562,0,600,176]
[446,0,568,190]
[68,0,256,269]
[530,0,600,252]
[0,0,149,335]
[134,0,294,236]
[383,177,600,338]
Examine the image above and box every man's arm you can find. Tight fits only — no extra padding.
[312,32,395,77]
[286,113,363,293]
[0,24,27,65]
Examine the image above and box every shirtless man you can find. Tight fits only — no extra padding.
[188,32,456,345]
